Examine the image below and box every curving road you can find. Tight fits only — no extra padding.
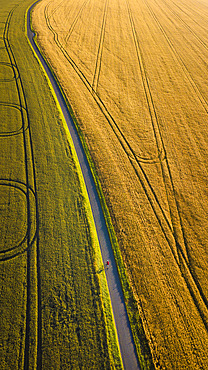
[27,3,140,369]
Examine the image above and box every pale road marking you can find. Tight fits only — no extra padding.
[27,4,140,368]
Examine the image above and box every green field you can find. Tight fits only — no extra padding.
[0,0,122,368]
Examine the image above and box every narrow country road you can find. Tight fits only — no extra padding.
[27,3,140,369]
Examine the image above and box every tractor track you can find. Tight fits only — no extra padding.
[43,0,203,285]
[44,0,208,335]
[142,0,208,242]
[0,102,27,135]
[64,0,90,47]
[44,2,178,245]
[0,180,37,260]
[46,0,66,20]
[91,0,108,92]
[144,0,208,116]
[126,0,189,260]
[159,0,208,48]
[1,5,40,368]
[135,0,208,331]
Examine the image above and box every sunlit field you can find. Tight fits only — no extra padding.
[33,0,208,368]
[0,0,121,368]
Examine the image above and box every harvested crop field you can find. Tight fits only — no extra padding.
[32,0,208,368]
[0,1,121,369]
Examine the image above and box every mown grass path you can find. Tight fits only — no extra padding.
[27,3,140,369]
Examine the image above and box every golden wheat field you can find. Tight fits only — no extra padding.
[33,0,208,368]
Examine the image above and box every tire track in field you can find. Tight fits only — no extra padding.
[143,0,208,199]
[160,0,208,50]
[2,7,41,368]
[126,0,190,261]
[44,1,180,252]
[0,61,19,81]
[45,2,141,166]
[45,0,208,332]
[47,0,66,20]
[37,0,208,359]
[44,0,204,269]
[91,0,108,93]
[137,0,208,332]
[43,0,208,355]
[169,0,208,34]
[145,0,208,116]
[44,0,208,312]
[0,180,37,261]
[64,0,91,47]
[45,2,161,163]
[0,102,28,135]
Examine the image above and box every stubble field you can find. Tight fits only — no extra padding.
[32,0,208,368]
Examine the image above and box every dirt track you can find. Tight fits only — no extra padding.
[27,3,140,369]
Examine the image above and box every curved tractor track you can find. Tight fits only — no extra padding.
[0,5,40,369]
[42,0,208,336]
[28,2,140,370]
